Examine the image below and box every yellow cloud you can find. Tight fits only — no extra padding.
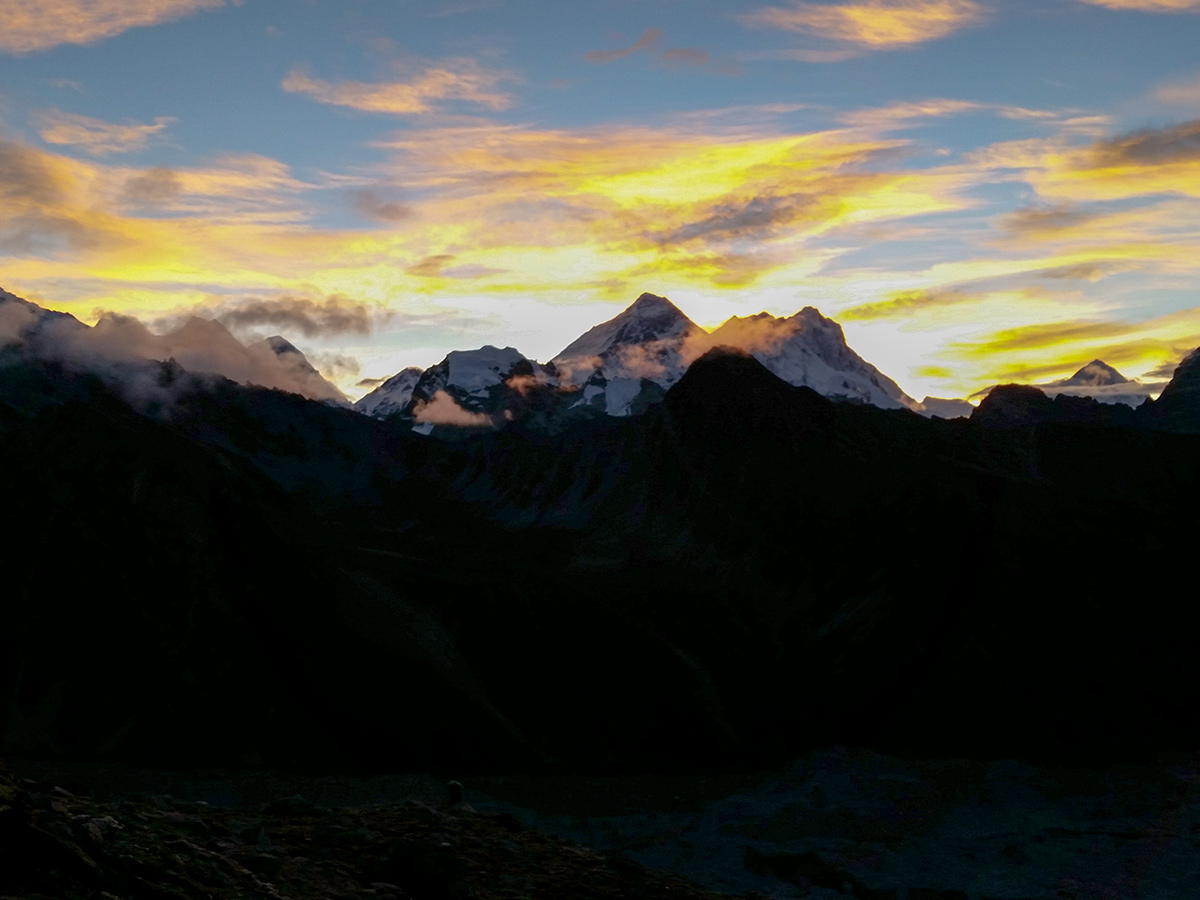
[738,0,984,48]
[35,108,175,156]
[0,0,224,54]
[282,60,512,115]
[375,120,975,292]
[973,121,1200,202]
[840,288,971,320]
[944,304,1200,390]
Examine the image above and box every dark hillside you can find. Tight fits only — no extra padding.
[3,350,1200,772]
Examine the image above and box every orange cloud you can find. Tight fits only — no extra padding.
[738,0,984,48]
[412,390,493,426]
[35,109,175,156]
[282,60,512,115]
[0,0,224,54]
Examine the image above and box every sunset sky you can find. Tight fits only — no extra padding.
[2,0,1200,400]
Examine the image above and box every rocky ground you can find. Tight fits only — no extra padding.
[0,757,737,900]
[8,750,1200,900]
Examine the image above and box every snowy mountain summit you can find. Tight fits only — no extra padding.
[551,292,704,416]
[1054,359,1128,388]
[553,292,702,385]
[1041,359,1157,407]
[707,308,919,411]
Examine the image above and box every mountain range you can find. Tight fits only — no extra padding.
[4,286,1174,427]
[4,277,1200,774]
[353,292,935,426]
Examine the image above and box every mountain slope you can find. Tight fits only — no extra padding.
[354,366,424,418]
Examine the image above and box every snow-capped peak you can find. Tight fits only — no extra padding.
[1054,359,1128,387]
[444,346,530,395]
[551,293,704,399]
[705,307,919,411]
[554,294,700,365]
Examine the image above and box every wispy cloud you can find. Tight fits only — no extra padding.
[35,108,175,156]
[282,59,513,115]
[350,189,411,223]
[662,47,712,68]
[584,27,724,72]
[1089,119,1200,167]
[585,28,662,64]
[181,294,380,339]
[1078,0,1200,11]
[0,0,224,54]
[738,0,984,49]
[376,116,970,288]
[840,288,972,320]
[1156,75,1200,105]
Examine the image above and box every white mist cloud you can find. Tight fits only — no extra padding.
[680,313,799,366]
[0,289,348,406]
[412,389,493,426]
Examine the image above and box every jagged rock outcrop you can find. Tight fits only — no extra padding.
[1142,347,1200,432]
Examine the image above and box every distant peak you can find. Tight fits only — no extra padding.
[1059,359,1128,387]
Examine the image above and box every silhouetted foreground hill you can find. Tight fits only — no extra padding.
[3,348,1200,773]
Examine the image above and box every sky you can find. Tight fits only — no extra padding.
[2,0,1200,402]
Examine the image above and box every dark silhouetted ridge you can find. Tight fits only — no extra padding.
[665,345,835,436]
[1144,347,1200,431]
